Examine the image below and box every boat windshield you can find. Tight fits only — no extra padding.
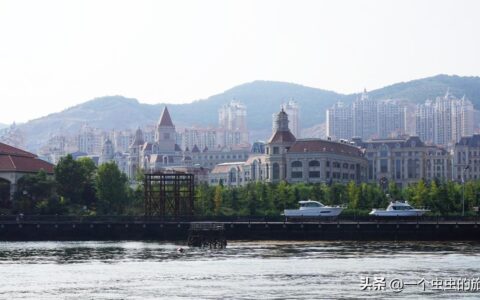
[391,205,413,210]
[300,202,323,208]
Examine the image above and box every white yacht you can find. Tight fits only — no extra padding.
[284,200,343,217]
[369,201,429,217]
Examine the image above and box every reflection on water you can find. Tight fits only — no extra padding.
[0,241,479,299]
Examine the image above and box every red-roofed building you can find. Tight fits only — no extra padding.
[0,142,54,203]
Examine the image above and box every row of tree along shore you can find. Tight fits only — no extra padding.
[3,155,480,217]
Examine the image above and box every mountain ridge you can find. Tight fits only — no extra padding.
[14,74,480,151]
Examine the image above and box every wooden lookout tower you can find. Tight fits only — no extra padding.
[144,171,195,217]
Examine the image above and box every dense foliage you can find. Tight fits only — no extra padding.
[195,180,480,217]
[6,157,480,216]
[9,156,143,215]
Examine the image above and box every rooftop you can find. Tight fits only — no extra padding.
[0,142,54,174]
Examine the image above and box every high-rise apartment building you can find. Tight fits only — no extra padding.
[218,100,249,146]
[377,99,406,138]
[178,127,218,151]
[326,102,353,140]
[326,90,406,140]
[353,89,378,140]
[415,100,435,143]
[415,91,475,146]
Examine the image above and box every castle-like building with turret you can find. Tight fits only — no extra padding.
[97,106,250,181]
[210,109,368,186]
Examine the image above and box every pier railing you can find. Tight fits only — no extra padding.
[0,214,478,223]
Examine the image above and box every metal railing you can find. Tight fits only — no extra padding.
[0,214,478,223]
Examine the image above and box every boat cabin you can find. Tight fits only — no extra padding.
[299,200,325,208]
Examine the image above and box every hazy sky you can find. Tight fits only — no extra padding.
[1,0,479,123]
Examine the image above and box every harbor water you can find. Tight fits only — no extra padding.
[0,241,479,299]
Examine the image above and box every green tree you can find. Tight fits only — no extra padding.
[276,181,290,211]
[346,181,360,209]
[13,170,59,214]
[77,157,98,206]
[54,155,85,204]
[213,185,223,215]
[95,162,129,214]
[411,180,429,208]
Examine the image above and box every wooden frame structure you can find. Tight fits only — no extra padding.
[144,172,195,217]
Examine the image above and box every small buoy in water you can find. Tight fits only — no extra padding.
[177,247,185,253]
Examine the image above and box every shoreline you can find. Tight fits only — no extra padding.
[1,220,479,242]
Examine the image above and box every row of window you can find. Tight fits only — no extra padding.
[290,160,357,169]
[193,154,248,160]
[291,170,356,180]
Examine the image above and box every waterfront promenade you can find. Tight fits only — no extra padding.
[0,216,479,241]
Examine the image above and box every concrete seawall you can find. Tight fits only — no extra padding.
[0,221,479,241]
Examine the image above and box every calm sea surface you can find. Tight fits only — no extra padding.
[0,240,479,299]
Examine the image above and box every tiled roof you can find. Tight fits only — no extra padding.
[0,142,36,158]
[268,130,296,144]
[130,128,144,146]
[142,142,153,151]
[289,139,363,157]
[211,162,244,174]
[457,134,480,147]
[356,136,425,149]
[0,143,54,173]
[158,106,174,127]
[245,154,266,164]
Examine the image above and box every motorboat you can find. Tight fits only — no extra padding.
[283,200,343,217]
[369,201,429,217]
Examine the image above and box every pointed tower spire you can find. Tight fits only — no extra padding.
[158,106,174,127]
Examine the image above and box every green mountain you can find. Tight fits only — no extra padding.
[16,74,480,152]
[354,74,480,104]
[172,80,344,130]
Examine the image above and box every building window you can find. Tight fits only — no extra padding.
[380,159,388,173]
[272,163,280,180]
[380,145,388,157]
[291,161,302,168]
[309,160,320,167]
[273,147,279,154]
[309,171,320,178]
[326,161,330,167]
[291,171,303,178]
[395,159,401,179]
